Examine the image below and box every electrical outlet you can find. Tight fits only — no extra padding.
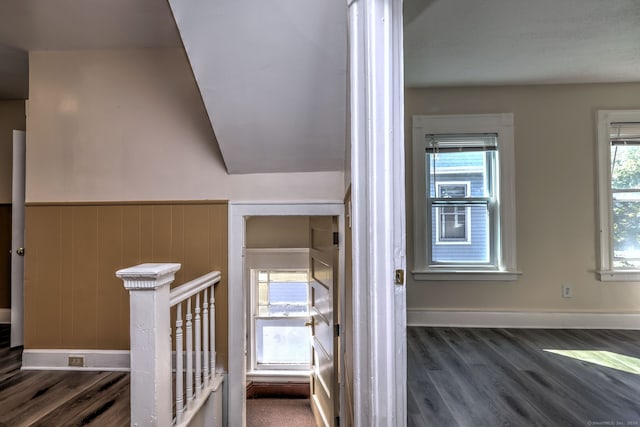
[68,356,84,367]
[562,284,572,298]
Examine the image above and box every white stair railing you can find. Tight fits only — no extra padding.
[117,263,223,427]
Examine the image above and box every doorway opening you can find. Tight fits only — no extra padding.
[228,202,345,427]
[244,216,313,388]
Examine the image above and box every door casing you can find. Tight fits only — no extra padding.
[228,202,345,427]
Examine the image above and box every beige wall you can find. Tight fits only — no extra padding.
[245,216,310,248]
[0,100,25,203]
[406,83,640,313]
[26,49,343,203]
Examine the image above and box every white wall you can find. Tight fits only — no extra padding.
[406,83,640,313]
[26,49,343,203]
[0,100,25,203]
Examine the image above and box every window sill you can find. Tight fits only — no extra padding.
[597,270,640,282]
[246,370,310,383]
[412,270,521,281]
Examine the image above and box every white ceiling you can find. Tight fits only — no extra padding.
[1,0,640,173]
[0,0,181,99]
[0,0,181,50]
[404,0,640,87]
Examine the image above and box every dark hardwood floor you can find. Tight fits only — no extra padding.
[408,327,640,427]
[2,326,639,425]
[0,326,130,426]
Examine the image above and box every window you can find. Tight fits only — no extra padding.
[253,269,310,369]
[412,114,518,280]
[596,110,640,281]
[245,248,311,376]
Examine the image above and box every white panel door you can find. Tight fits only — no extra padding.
[309,216,338,427]
[11,130,25,348]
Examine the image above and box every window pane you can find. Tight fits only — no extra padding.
[432,204,490,263]
[611,145,640,190]
[427,145,496,264]
[256,270,309,317]
[428,151,492,197]
[267,281,308,316]
[256,318,310,365]
[269,271,308,283]
[258,281,269,306]
[612,199,640,268]
[440,206,467,240]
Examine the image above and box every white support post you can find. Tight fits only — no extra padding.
[117,263,181,427]
[349,0,406,425]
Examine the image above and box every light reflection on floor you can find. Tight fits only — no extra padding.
[544,349,640,375]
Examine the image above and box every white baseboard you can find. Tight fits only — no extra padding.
[22,349,130,371]
[0,308,10,323]
[407,310,640,329]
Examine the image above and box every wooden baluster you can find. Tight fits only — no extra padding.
[169,325,173,422]
[186,298,193,408]
[195,293,202,398]
[203,288,210,387]
[210,288,216,372]
[175,303,184,423]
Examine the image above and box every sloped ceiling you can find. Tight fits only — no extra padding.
[169,0,347,174]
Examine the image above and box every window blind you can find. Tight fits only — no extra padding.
[425,133,498,153]
[610,122,640,145]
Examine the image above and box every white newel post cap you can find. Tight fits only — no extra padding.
[116,263,182,290]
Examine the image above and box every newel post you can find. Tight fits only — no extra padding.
[117,263,181,427]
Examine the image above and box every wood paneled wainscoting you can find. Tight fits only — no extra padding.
[23,201,228,370]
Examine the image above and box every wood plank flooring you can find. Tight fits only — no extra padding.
[408,327,640,427]
[0,346,130,426]
[1,326,638,425]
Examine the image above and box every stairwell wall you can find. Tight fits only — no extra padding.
[23,48,344,368]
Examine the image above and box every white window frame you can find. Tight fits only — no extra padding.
[596,110,640,281]
[434,181,471,245]
[244,248,311,380]
[412,114,519,281]
[252,269,310,371]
